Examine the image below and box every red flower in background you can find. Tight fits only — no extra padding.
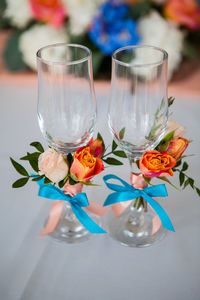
[30,0,66,28]
[164,0,200,30]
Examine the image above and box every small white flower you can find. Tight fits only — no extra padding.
[137,11,184,80]
[4,0,32,28]
[63,0,105,36]
[19,24,68,70]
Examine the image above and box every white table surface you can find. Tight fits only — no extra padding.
[1,82,200,300]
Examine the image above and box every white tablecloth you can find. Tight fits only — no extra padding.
[1,82,200,300]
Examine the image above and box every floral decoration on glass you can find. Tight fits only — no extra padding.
[103,97,200,247]
[10,134,126,243]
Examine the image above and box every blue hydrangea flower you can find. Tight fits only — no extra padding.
[88,1,140,55]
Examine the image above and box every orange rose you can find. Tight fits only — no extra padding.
[70,147,104,182]
[139,150,176,178]
[88,138,103,158]
[164,0,200,30]
[167,137,189,160]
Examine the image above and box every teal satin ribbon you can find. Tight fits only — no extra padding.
[37,179,106,234]
[103,174,175,232]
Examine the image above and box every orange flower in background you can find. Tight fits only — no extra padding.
[88,138,104,158]
[164,0,200,30]
[139,150,176,178]
[167,137,189,160]
[30,0,66,28]
[70,147,104,182]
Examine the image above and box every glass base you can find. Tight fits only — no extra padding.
[106,205,166,247]
[45,203,92,244]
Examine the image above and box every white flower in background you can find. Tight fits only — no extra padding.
[4,0,32,28]
[19,24,68,70]
[137,11,184,80]
[63,0,105,36]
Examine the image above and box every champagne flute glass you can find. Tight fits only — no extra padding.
[107,45,168,247]
[36,43,96,243]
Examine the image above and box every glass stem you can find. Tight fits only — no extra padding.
[126,152,148,212]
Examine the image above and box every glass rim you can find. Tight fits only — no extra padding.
[36,43,91,66]
[112,45,168,68]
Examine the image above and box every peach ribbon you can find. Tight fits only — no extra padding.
[39,181,110,236]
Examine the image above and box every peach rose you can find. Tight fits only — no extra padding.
[167,137,189,160]
[70,147,104,182]
[38,148,68,183]
[88,138,103,158]
[139,150,176,178]
[164,0,200,30]
[30,0,66,28]
[165,119,186,139]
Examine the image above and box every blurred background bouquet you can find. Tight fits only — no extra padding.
[0,0,200,80]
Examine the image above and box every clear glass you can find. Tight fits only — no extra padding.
[37,43,96,154]
[107,45,168,247]
[37,44,96,243]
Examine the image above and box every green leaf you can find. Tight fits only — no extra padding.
[161,131,175,144]
[32,175,44,182]
[112,140,118,152]
[58,180,66,188]
[181,162,188,172]
[20,152,40,172]
[179,172,185,186]
[69,177,77,185]
[67,153,73,167]
[183,178,190,189]
[103,157,123,165]
[113,150,127,158]
[4,32,27,71]
[196,188,200,197]
[142,175,152,185]
[119,127,125,140]
[183,40,197,59]
[189,178,194,188]
[70,173,79,182]
[130,0,151,20]
[97,132,105,149]
[30,142,44,153]
[82,181,100,186]
[10,157,29,177]
[168,96,175,107]
[159,177,181,191]
[12,177,29,188]
[44,177,51,184]
[175,159,182,168]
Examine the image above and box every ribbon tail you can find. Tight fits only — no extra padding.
[86,201,111,217]
[112,201,132,217]
[70,203,106,234]
[39,200,63,236]
[143,194,175,232]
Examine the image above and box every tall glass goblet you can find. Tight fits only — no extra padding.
[107,45,168,247]
[36,43,96,243]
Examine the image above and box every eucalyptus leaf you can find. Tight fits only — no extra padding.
[159,177,180,191]
[10,158,29,177]
[12,177,29,188]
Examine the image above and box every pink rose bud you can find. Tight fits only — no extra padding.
[38,148,68,183]
[167,137,189,160]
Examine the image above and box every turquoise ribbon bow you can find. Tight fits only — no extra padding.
[37,179,106,234]
[103,174,175,232]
